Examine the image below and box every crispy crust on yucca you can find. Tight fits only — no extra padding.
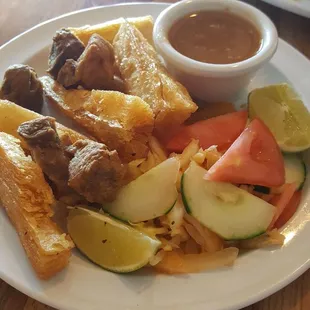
[0,99,89,148]
[41,76,154,162]
[69,16,154,45]
[0,133,74,279]
[113,22,198,134]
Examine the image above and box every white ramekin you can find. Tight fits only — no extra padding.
[153,0,278,102]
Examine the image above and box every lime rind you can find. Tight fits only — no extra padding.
[248,83,310,152]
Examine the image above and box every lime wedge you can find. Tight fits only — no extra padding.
[68,206,161,273]
[248,83,310,152]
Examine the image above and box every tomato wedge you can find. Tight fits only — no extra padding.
[269,184,299,229]
[204,119,285,187]
[274,191,301,229]
[166,111,248,152]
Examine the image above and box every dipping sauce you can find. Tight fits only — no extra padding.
[169,11,262,64]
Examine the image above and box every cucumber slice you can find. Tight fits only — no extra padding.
[102,158,179,223]
[283,154,306,190]
[181,162,276,240]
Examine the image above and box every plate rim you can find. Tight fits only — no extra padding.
[261,0,310,18]
[2,254,309,310]
[0,2,168,51]
[0,2,310,310]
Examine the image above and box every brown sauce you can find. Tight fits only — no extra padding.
[169,11,262,64]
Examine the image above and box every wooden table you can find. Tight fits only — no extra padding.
[0,0,309,309]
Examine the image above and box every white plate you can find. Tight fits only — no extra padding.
[262,0,310,18]
[0,3,310,310]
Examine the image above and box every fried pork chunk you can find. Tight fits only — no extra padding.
[17,117,81,203]
[59,34,115,88]
[113,22,197,134]
[68,140,126,203]
[47,28,85,80]
[18,117,126,204]
[0,64,44,112]
[57,34,124,91]
[18,117,69,185]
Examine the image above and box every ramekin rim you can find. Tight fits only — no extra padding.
[153,0,278,77]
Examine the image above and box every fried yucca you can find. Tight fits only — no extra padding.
[0,99,89,149]
[41,76,154,162]
[69,16,154,45]
[0,133,74,279]
[113,22,198,134]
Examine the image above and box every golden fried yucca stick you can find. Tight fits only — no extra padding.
[113,22,198,134]
[0,133,74,279]
[69,16,154,45]
[0,100,89,149]
[41,76,154,162]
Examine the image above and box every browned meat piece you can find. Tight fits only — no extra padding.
[47,29,85,79]
[17,117,126,204]
[0,64,43,112]
[55,33,124,91]
[76,34,115,89]
[17,117,81,203]
[68,140,126,203]
[57,59,79,88]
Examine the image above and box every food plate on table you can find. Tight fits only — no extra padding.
[262,0,310,18]
[0,2,310,310]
